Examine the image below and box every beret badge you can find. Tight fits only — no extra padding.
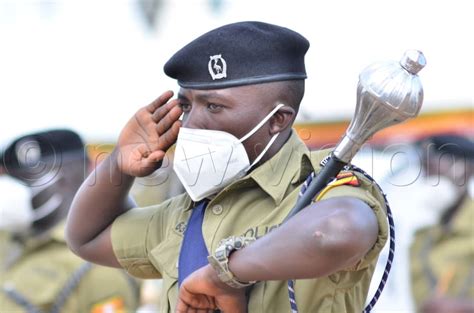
[208,54,227,80]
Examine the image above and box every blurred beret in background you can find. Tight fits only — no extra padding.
[418,134,474,160]
[1,129,86,172]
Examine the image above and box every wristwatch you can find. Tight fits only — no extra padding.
[207,236,256,289]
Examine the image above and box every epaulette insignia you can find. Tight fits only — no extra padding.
[313,172,360,202]
[334,172,360,187]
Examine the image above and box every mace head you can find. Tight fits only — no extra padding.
[334,50,426,163]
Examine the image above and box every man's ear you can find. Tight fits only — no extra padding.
[269,105,295,135]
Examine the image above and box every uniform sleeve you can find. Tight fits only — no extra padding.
[318,173,389,271]
[111,202,172,279]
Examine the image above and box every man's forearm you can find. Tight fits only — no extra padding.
[66,149,135,255]
[228,197,378,282]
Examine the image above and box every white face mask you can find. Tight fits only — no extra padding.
[173,104,284,201]
[0,176,33,233]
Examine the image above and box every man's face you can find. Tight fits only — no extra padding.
[177,84,278,162]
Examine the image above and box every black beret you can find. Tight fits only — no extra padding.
[164,21,310,89]
[1,129,86,171]
[419,134,474,160]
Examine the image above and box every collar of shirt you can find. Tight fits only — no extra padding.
[247,129,315,205]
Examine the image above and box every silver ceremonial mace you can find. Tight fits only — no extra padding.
[284,50,426,221]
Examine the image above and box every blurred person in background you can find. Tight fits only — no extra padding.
[410,134,474,313]
[0,129,140,313]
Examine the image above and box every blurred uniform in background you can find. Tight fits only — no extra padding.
[0,129,140,313]
[410,134,474,313]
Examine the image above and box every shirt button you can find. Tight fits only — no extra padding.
[211,204,223,215]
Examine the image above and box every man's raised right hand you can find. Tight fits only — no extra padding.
[115,90,182,177]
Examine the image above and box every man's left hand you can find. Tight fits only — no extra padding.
[176,265,248,313]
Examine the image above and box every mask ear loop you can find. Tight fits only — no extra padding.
[239,104,285,170]
[248,132,280,169]
[239,103,285,143]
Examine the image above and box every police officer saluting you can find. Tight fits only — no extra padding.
[0,129,140,313]
[67,22,388,313]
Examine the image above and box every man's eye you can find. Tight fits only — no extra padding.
[207,103,222,111]
[179,103,191,112]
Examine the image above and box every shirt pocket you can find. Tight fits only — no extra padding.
[148,233,181,313]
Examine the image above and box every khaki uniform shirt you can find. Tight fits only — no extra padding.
[112,130,388,313]
[0,222,140,313]
[410,196,474,310]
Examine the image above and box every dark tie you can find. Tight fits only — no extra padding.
[178,199,210,286]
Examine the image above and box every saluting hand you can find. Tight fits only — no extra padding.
[176,265,248,313]
[115,90,182,177]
